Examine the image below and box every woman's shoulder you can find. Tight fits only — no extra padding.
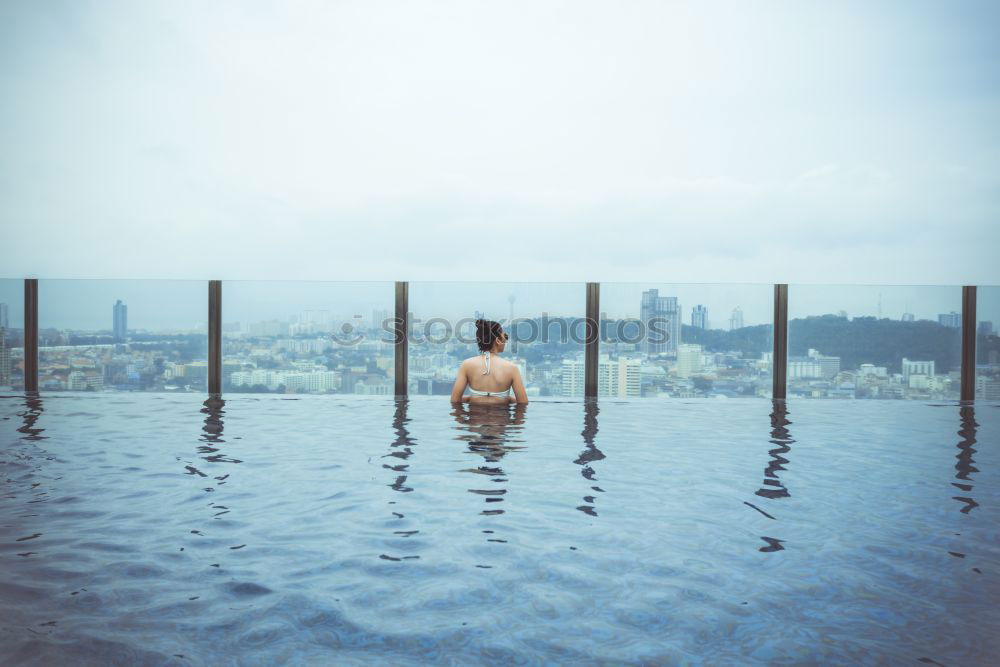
[491,356,516,370]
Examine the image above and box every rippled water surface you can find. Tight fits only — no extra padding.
[1,394,998,665]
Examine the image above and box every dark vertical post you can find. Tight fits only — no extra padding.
[24,279,38,393]
[394,281,409,396]
[961,285,977,401]
[585,282,600,398]
[772,283,788,400]
[208,280,222,395]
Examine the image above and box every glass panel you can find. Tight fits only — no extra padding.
[408,282,585,398]
[222,281,394,395]
[976,285,1000,401]
[788,285,962,399]
[38,280,207,392]
[600,283,773,398]
[0,279,25,392]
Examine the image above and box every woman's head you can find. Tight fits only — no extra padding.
[475,318,507,352]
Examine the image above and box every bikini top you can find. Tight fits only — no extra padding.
[467,351,510,396]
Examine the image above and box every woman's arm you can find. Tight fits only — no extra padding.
[510,366,529,404]
[450,362,469,402]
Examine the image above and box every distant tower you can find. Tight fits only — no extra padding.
[640,289,680,355]
[113,299,128,341]
[937,312,961,329]
[507,294,517,354]
[691,305,707,329]
[0,325,9,386]
[371,308,389,332]
[877,293,882,319]
[729,306,744,331]
[0,302,8,329]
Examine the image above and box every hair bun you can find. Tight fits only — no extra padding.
[475,318,499,351]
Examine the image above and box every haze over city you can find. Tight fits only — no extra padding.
[2,0,999,287]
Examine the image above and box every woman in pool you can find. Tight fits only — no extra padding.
[450,319,529,404]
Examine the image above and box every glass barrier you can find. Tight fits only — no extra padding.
[11,279,999,400]
[976,286,1000,401]
[600,283,773,398]
[222,281,394,395]
[407,282,585,398]
[788,285,962,399]
[0,279,25,391]
[37,280,208,392]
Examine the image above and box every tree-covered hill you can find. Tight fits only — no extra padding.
[787,315,960,372]
[680,323,773,359]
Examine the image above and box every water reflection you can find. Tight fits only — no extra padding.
[384,397,417,494]
[188,397,241,512]
[452,402,527,519]
[574,398,604,516]
[12,394,50,553]
[181,397,244,561]
[379,398,422,560]
[952,405,979,515]
[745,399,794,552]
[17,393,46,441]
[198,396,242,467]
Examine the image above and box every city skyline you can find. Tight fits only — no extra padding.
[3,279,997,332]
[6,279,993,398]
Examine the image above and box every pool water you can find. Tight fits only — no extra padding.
[1,394,998,665]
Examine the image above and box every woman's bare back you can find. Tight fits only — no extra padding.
[464,354,514,393]
[449,342,529,404]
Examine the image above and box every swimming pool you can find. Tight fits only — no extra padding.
[1,394,998,665]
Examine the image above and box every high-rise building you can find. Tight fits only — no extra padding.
[691,305,707,329]
[302,310,332,329]
[976,376,1000,400]
[561,354,641,397]
[562,357,585,396]
[113,299,128,341]
[937,312,961,329]
[788,358,823,378]
[0,326,10,386]
[729,306,744,331]
[371,308,390,332]
[0,302,8,329]
[978,321,995,336]
[807,348,841,378]
[640,289,680,355]
[676,344,703,378]
[901,313,915,322]
[902,358,935,380]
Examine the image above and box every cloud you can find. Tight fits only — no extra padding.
[1,1,999,285]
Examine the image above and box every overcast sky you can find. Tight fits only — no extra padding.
[2,1,999,304]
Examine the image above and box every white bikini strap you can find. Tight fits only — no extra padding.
[482,350,491,375]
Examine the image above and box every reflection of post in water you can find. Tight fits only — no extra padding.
[183,397,243,554]
[185,396,241,489]
[574,398,604,516]
[453,402,527,518]
[744,399,794,552]
[380,398,422,559]
[17,393,46,441]
[952,405,979,515]
[384,397,417,494]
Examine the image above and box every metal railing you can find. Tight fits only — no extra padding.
[11,279,990,401]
